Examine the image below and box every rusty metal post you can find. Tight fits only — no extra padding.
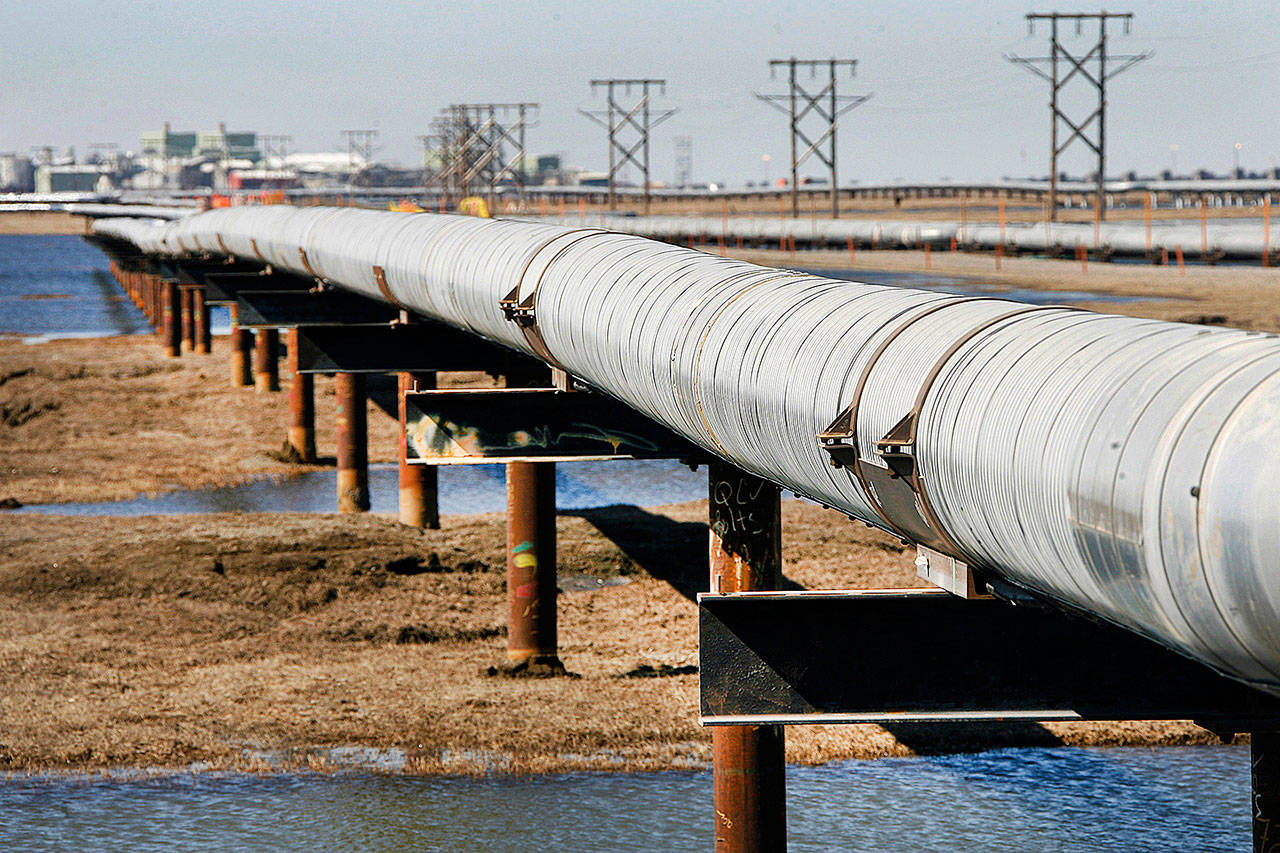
[397,371,439,528]
[193,287,211,354]
[253,328,280,393]
[286,328,316,462]
[504,460,561,672]
[161,279,181,357]
[150,275,162,326]
[1256,732,1280,853]
[335,372,369,513]
[228,305,253,388]
[709,460,787,853]
[180,286,195,352]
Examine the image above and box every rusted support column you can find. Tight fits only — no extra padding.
[397,371,439,528]
[285,328,316,462]
[504,460,561,673]
[228,305,253,388]
[709,460,787,853]
[148,275,161,325]
[253,327,280,393]
[1256,732,1280,853]
[335,372,369,513]
[161,279,181,357]
[179,286,195,352]
[193,288,211,354]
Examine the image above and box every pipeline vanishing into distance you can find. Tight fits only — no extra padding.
[95,208,1280,697]
[535,212,1280,261]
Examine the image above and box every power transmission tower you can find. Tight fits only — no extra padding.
[579,79,677,215]
[260,134,292,162]
[439,103,538,211]
[673,135,692,188]
[756,58,870,219]
[341,129,379,182]
[1007,11,1150,221]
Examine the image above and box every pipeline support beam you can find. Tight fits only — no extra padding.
[335,372,370,513]
[286,328,316,462]
[161,279,180,357]
[504,460,561,673]
[253,328,280,393]
[398,371,439,528]
[709,460,786,853]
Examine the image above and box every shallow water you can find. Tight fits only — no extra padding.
[0,234,230,341]
[0,745,1248,851]
[13,459,712,516]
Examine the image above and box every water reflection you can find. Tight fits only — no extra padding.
[15,459,710,516]
[0,746,1248,851]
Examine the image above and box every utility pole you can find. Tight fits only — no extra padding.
[673,135,692,188]
[259,134,292,163]
[756,58,870,219]
[1008,11,1150,221]
[579,79,676,215]
[439,103,538,211]
[341,129,379,186]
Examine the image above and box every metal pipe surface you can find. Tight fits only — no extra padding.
[95,209,1280,696]
[286,328,316,462]
[180,286,194,352]
[505,461,559,668]
[253,328,279,393]
[1256,732,1280,853]
[710,461,786,853]
[193,287,211,354]
[335,372,369,513]
[161,279,180,357]
[397,371,438,528]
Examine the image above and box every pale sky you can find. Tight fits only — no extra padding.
[3,0,1277,184]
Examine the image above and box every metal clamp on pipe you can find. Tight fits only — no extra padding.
[499,229,604,369]
[819,301,1067,560]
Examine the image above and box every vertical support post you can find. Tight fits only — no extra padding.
[709,460,786,853]
[504,460,561,673]
[228,305,253,388]
[180,286,195,352]
[1049,16,1059,221]
[193,287,211,354]
[286,328,316,462]
[397,370,439,529]
[161,279,180,358]
[1097,15,1108,223]
[1254,732,1280,853]
[829,58,839,219]
[788,59,799,220]
[335,372,369,513]
[253,328,280,393]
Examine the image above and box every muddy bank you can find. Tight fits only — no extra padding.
[0,509,1223,775]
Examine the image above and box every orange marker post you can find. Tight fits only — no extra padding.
[1144,194,1152,253]
[998,199,1006,246]
[1080,244,1088,274]
[1200,198,1208,256]
[1265,197,1272,267]
[847,236,856,266]
[1176,245,1186,275]
[995,244,1003,272]
[924,243,932,269]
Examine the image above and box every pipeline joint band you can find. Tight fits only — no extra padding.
[372,265,408,310]
[819,300,1070,559]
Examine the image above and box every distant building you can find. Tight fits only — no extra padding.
[0,153,34,192]
[227,169,298,190]
[34,164,111,194]
[141,123,199,159]
[196,124,259,161]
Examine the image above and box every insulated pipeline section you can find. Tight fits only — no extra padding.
[93,208,1280,696]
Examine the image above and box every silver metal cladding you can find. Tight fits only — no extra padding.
[92,208,1280,695]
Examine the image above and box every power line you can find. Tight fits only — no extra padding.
[579,79,677,215]
[1007,11,1151,220]
[755,58,871,219]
